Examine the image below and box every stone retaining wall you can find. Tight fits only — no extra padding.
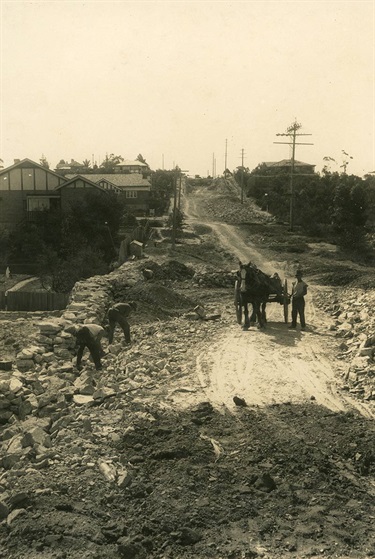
[0,262,139,425]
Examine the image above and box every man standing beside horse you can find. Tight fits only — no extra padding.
[289,270,308,330]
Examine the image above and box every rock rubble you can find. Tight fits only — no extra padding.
[316,287,375,400]
[0,259,230,483]
[0,236,374,556]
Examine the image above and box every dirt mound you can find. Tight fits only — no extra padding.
[127,282,196,314]
[141,260,195,282]
[205,177,240,195]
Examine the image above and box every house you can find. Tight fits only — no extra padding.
[0,159,115,230]
[0,158,66,229]
[0,159,153,230]
[115,160,150,175]
[53,175,114,212]
[66,173,151,214]
[262,159,316,174]
[55,159,90,176]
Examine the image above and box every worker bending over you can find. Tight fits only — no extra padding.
[107,301,137,344]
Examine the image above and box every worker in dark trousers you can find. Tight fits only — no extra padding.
[107,301,137,344]
[66,324,105,371]
[289,270,308,330]
[75,326,103,371]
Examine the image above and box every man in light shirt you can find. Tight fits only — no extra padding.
[289,270,308,331]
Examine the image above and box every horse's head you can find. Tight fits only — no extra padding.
[239,261,261,290]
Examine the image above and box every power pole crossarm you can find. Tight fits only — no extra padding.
[274,121,314,232]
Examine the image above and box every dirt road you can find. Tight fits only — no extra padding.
[183,188,375,419]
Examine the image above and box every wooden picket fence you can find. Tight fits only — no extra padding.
[0,291,69,312]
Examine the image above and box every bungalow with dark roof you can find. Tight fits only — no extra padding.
[54,175,116,212]
[66,173,151,214]
[0,160,116,230]
[0,159,153,229]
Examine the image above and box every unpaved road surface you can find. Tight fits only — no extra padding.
[183,188,374,420]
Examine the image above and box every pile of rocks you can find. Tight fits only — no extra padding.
[203,196,273,225]
[319,287,375,400]
[192,269,237,288]
[0,255,226,437]
[15,274,112,376]
[0,263,142,429]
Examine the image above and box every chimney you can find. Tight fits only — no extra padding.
[14,159,20,164]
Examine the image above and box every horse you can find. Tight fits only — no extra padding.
[237,261,283,330]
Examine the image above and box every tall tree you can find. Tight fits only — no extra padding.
[99,154,124,173]
[136,154,147,164]
[40,154,50,168]
[149,170,175,215]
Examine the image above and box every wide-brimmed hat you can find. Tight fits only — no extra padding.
[295,270,303,277]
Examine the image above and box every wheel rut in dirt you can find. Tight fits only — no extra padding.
[183,189,374,420]
[195,323,375,418]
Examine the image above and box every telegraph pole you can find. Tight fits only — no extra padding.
[240,148,245,204]
[172,168,188,248]
[178,174,182,209]
[274,120,313,231]
[171,171,178,249]
[224,138,228,178]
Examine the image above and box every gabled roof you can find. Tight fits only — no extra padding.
[0,158,67,180]
[55,160,84,169]
[55,165,72,170]
[66,173,151,188]
[264,159,315,168]
[54,175,107,192]
[116,160,149,167]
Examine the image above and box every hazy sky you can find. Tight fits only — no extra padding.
[1,0,374,177]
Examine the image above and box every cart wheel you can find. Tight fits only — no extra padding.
[234,280,242,324]
[283,279,289,323]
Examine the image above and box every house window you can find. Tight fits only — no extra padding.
[126,191,137,198]
[27,197,51,211]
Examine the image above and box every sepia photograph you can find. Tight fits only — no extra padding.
[0,1,374,558]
